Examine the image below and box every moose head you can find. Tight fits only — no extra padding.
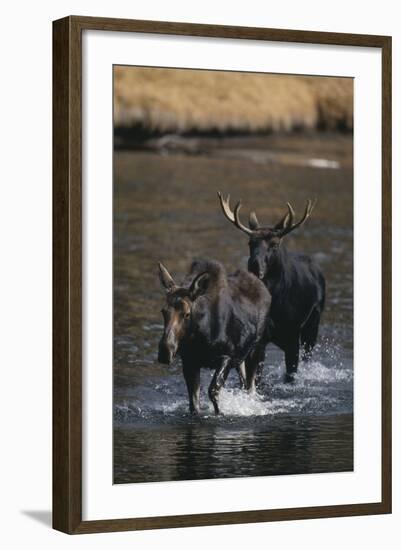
[157,263,209,365]
[218,192,316,280]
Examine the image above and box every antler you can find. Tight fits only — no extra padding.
[279,199,316,236]
[217,192,254,236]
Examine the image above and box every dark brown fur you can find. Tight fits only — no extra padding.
[158,259,271,414]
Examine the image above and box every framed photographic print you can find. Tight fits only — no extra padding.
[53,16,392,534]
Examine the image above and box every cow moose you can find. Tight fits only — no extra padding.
[218,193,326,382]
[157,258,271,414]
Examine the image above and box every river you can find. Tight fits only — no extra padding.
[113,133,353,484]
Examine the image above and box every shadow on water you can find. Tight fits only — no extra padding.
[113,134,353,484]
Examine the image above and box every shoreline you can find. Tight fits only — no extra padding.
[114,132,353,170]
[114,129,353,154]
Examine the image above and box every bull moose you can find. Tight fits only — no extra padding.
[218,193,326,382]
[157,259,271,414]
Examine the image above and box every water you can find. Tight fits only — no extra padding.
[113,133,353,484]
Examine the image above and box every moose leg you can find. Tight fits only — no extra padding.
[208,356,231,415]
[301,308,320,362]
[182,362,201,415]
[236,362,247,389]
[284,337,300,383]
[245,344,266,394]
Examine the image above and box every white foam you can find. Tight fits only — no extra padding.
[297,361,353,383]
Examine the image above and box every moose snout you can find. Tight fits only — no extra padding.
[248,257,265,280]
[158,341,174,365]
[157,344,172,365]
[158,333,178,365]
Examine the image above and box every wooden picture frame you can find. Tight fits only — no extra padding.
[53,15,392,534]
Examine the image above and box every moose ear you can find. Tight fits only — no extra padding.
[274,204,293,231]
[274,212,290,231]
[158,262,176,292]
[249,211,260,230]
[189,272,210,300]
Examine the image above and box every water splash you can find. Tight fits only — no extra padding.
[114,353,353,424]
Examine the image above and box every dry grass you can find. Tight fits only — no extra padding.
[114,66,353,134]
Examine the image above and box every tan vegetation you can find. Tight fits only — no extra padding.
[114,66,353,134]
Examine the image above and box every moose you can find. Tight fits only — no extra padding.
[157,258,271,414]
[218,193,326,382]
